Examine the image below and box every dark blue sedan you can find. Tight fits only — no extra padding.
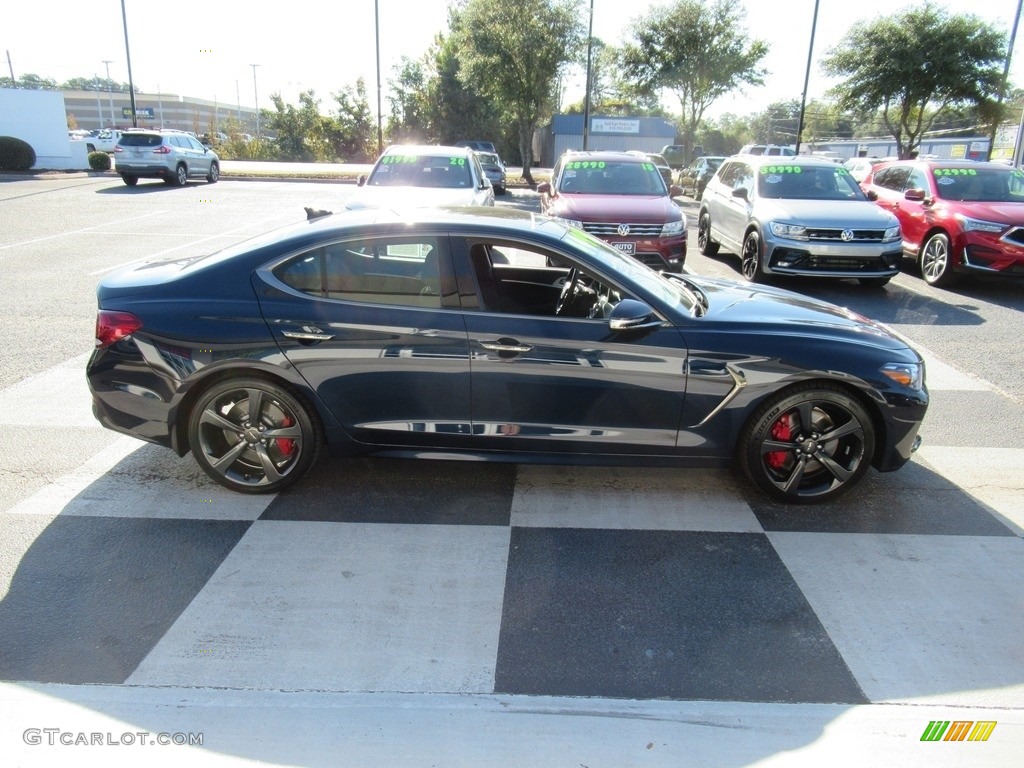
[87,207,927,504]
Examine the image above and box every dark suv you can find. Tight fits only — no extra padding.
[537,151,686,271]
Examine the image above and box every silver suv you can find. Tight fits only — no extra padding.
[114,130,220,187]
[697,155,902,286]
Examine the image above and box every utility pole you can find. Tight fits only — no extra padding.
[5,50,14,85]
[582,0,595,150]
[795,0,821,156]
[250,64,261,138]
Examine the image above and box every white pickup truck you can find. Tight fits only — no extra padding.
[85,130,123,153]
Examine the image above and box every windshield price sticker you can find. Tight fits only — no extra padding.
[382,155,420,164]
[567,161,606,170]
[934,168,978,176]
[449,157,466,166]
[643,163,655,171]
[760,166,803,174]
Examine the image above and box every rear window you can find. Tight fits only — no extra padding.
[119,134,163,147]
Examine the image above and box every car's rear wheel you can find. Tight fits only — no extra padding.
[697,211,719,256]
[188,377,321,494]
[738,384,875,504]
[206,162,219,183]
[920,232,960,287]
[741,230,766,282]
[121,174,138,186]
[175,163,188,186]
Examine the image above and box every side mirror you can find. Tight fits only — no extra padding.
[609,299,662,332]
[536,181,552,194]
[357,174,367,187]
[669,184,683,197]
[866,189,879,201]
[904,188,926,202]
[732,187,749,201]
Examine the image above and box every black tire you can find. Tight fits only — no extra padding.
[121,174,138,186]
[738,384,875,504]
[919,232,960,287]
[188,377,321,494]
[175,163,188,186]
[206,162,219,183]
[858,276,891,288]
[697,211,720,256]
[741,230,766,282]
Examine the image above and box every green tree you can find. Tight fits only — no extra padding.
[263,90,333,162]
[62,76,136,93]
[450,0,585,183]
[332,79,376,162]
[621,0,767,162]
[386,56,431,144]
[822,3,1006,159]
[1,73,58,89]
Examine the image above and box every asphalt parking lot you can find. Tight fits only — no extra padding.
[0,173,1022,766]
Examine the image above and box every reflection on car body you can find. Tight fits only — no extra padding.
[88,207,927,504]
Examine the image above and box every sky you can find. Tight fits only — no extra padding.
[4,0,1023,121]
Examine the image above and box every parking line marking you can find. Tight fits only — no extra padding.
[0,211,168,253]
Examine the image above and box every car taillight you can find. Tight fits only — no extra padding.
[95,310,142,347]
[154,145,171,154]
[114,145,124,153]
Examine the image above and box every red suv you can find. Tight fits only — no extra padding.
[538,151,686,272]
[862,159,1024,286]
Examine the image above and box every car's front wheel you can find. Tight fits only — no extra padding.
[206,162,219,183]
[188,377,321,494]
[738,384,875,504]
[697,211,720,256]
[741,230,766,282]
[920,232,960,287]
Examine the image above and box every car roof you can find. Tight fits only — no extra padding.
[728,154,842,169]
[560,150,656,162]
[382,144,474,156]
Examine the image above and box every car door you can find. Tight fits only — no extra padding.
[186,136,211,175]
[868,165,915,248]
[254,232,474,447]
[892,166,933,252]
[452,236,688,454]
[716,161,754,253]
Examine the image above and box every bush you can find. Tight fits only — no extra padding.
[88,151,112,171]
[0,136,36,171]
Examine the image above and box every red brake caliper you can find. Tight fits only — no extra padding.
[766,412,794,470]
[275,415,296,457]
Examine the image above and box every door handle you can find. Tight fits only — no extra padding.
[480,339,533,353]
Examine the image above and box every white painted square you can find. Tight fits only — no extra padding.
[128,521,511,693]
[769,532,1024,706]
[510,465,762,532]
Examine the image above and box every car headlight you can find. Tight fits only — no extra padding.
[769,222,808,241]
[880,362,924,390]
[883,225,901,243]
[552,216,583,229]
[661,220,685,237]
[954,213,1005,234]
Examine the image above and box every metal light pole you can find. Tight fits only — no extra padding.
[250,64,261,138]
[102,60,115,127]
[987,0,1023,162]
[795,0,821,156]
[120,0,138,128]
[375,0,383,156]
[582,0,595,150]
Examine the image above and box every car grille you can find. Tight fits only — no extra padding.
[583,222,663,237]
[804,228,890,242]
[771,250,901,273]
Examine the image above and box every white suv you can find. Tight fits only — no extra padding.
[114,130,220,187]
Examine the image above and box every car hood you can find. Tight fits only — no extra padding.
[346,185,484,210]
[756,199,898,227]
[940,199,1024,223]
[549,193,682,223]
[687,274,912,352]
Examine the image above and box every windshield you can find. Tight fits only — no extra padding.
[757,164,866,201]
[558,160,667,195]
[369,154,474,189]
[931,167,1024,202]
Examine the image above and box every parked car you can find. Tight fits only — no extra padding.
[86,129,123,153]
[113,130,220,186]
[843,157,883,183]
[454,140,497,153]
[475,151,507,195]
[661,144,687,169]
[86,207,927,504]
[739,144,796,157]
[537,150,686,272]
[861,159,1024,287]
[677,156,725,200]
[698,155,902,286]
[347,144,495,209]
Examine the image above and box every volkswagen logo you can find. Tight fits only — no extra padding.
[841,229,855,242]
[617,224,631,237]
